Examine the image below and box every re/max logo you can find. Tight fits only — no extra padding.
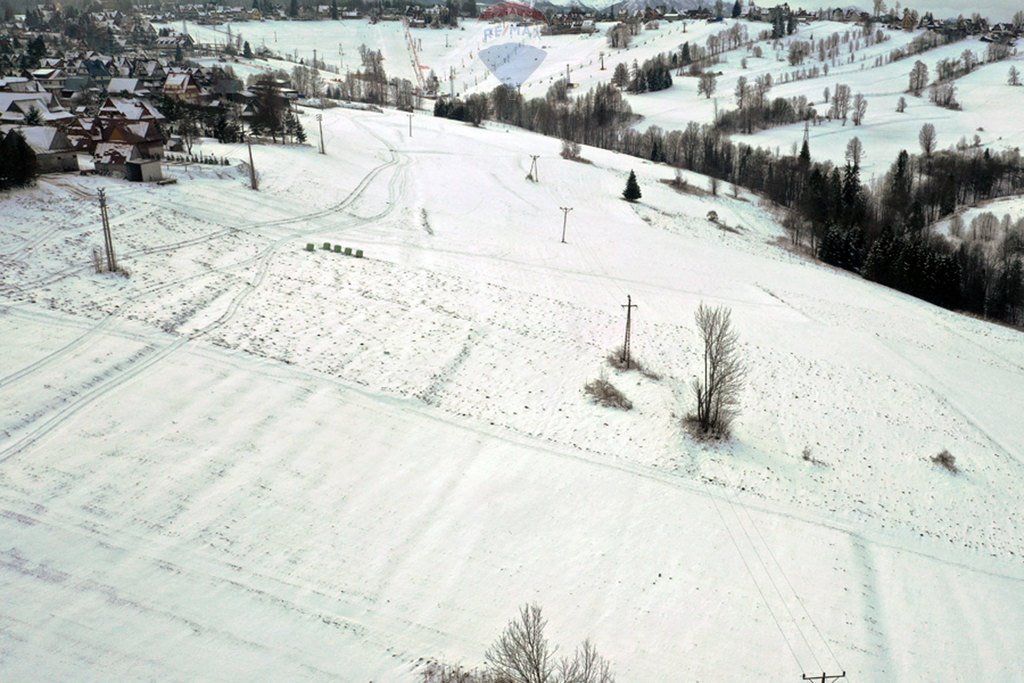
[483,24,541,42]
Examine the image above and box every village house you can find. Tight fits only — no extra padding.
[162,71,202,103]
[10,124,79,173]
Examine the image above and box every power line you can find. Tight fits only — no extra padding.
[727,498,823,672]
[741,504,845,672]
[701,480,806,673]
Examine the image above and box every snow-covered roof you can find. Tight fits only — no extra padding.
[15,125,73,153]
[99,97,165,121]
[94,141,140,163]
[164,73,193,89]
[107,77,141,94]
[0,92,53,114]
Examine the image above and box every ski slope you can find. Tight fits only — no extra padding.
[1,105,1023,680]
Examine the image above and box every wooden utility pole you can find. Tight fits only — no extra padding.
[801,673,845,683]
[599,51,605,70]
[559,206,572,243]
[527,154,539,182]
[316,113,325,154]
[565,63,571,86]
[621,295,637,369]
[246,136,258,190]
[408,113,413,137]
[97,188,116,273]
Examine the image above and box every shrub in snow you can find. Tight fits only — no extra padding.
[305,243,315,251]
[344,247,352,256]
[334,244,342,253]
[931,449,959,474]
[322,242,331,250]
[606,346,660,380]
[355,249,364,258]
[584,375,633,410]
[561,139,581,160]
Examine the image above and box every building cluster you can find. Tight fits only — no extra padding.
[0,3,303,181]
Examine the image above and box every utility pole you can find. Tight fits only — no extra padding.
[313,48,317,69]
[559,206,572,243]
[316,113,325,154]
[449,65,455,98]
[621,295,637,369]
[246,136,258,190]
[565,63,571,86]
[801,673,846,683]
[97,188,116,273]
[599,51,605,70]
[408,113,413,137]
[527,154,539,182]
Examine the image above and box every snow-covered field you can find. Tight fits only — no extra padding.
[176,16,1024,183]
[2,102,1023,679]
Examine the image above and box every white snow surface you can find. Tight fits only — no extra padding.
[1,105,1024,681]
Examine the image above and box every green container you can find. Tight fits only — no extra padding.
[344,247,352,256]
[305,243,315,252]
[355,249,363,258]
[333,244,342,253]
[322,242,331,250]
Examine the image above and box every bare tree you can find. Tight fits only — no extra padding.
[896,95,906,112]
[908,60,928,96]
[1009,65,1021,86]
[558,640,614,683]
[845,136,864,167]
[689,303,746,438]
[829,83,851,123]
[919,122,936,157]
[485,604,554,683]
[734,75,749,108]
[697,71,717,99]
[851,92,867,125]
[949,213,964,238]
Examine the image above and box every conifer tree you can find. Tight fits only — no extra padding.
[623,170,641,202]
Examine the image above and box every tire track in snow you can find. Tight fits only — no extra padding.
[0,315,115,390]
[850,535,895,678]
[0,338,184,464]
[2,139,403,301]
[0,132,412,460]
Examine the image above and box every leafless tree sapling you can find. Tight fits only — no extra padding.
[690,303,746,438]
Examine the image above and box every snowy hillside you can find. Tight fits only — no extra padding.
[179,16,1024,181]
[2,103,1023,680]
